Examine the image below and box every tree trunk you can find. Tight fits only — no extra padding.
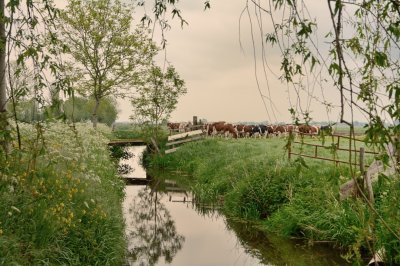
[92,98,100,129]
[50,85,62,118]
[0,0,9,152]
[0,0,5,113]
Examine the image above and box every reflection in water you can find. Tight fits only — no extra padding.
[117,148,134,175]
[122,147,349,266]
[119,163,133,175]
[126,187,184,265]
[224,219,349,266]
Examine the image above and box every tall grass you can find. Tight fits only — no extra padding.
[0,122,126,265]
[111,122,169,143]
[148,137,400,263]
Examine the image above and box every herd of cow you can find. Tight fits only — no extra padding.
[167,121,334,139]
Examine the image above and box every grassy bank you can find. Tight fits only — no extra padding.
[148,137,400,264]
[0,122,126,265]
[110,122,168,142]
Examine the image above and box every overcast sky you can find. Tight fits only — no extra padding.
[117,0,352,123]
[57,0,372,124]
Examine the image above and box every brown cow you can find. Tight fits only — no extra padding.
[167,122,180,132]
[207,122,238,138]
[179,122,192,132]
[273,125,287,136]
[297,124,319,135]
[235,124,246,138]
[243,125,254,138]
[222,123,238,139]
[266,125,275,137]
[207,121,225,136]
[285,124,297,133]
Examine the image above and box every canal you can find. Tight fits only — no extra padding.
[121,146,349,265]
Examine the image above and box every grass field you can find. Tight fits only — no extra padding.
[148,136,400,264]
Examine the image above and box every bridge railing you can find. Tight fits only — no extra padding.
[165,129,205,154]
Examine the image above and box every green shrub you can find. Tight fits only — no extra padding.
[224,166,289,219]
[0,122,126,265]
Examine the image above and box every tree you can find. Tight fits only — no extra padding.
[0,0,7,151]
[7,99,44,123]
[64,96,118,126]
[58,0,157,128]
[243,0,400,263]
[131,65,186,138]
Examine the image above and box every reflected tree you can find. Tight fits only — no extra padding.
[224,218,348,266]
[127,187,184,265]
[109,146,134,175]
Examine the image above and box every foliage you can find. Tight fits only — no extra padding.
[64,96,118,126]
[1,0,70,149]
[110,123,169,149]
[242,1,400,261]
[0,0,203,263]
[7,99,44,123]
[0,122,126,264]
[131,65,186,139]
[112,128,144,140]
[136,0,210,48]
[58,0,157,128]
[253,1,400,139]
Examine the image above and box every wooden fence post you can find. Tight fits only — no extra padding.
[360,147,374,204]
[288,141,292,161]
[151,137,161,155]
[360,147,365,174]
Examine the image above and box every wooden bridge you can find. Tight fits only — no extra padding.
[123,177,151,185]
[108,139,145,146]
[165,129,204,154]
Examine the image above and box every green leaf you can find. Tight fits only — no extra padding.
[328,62,341,76]
[310,56,318,72]
[374,51,388,67]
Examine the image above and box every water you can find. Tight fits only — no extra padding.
[121,146,349,266]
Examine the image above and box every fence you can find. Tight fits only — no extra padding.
[165,129,205,154]
[287,132,398,203]
[287,132,379,167]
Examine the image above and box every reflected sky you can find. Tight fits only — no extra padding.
[124,185,263,266]
[122,146,349,266]
[120,146,147,179]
